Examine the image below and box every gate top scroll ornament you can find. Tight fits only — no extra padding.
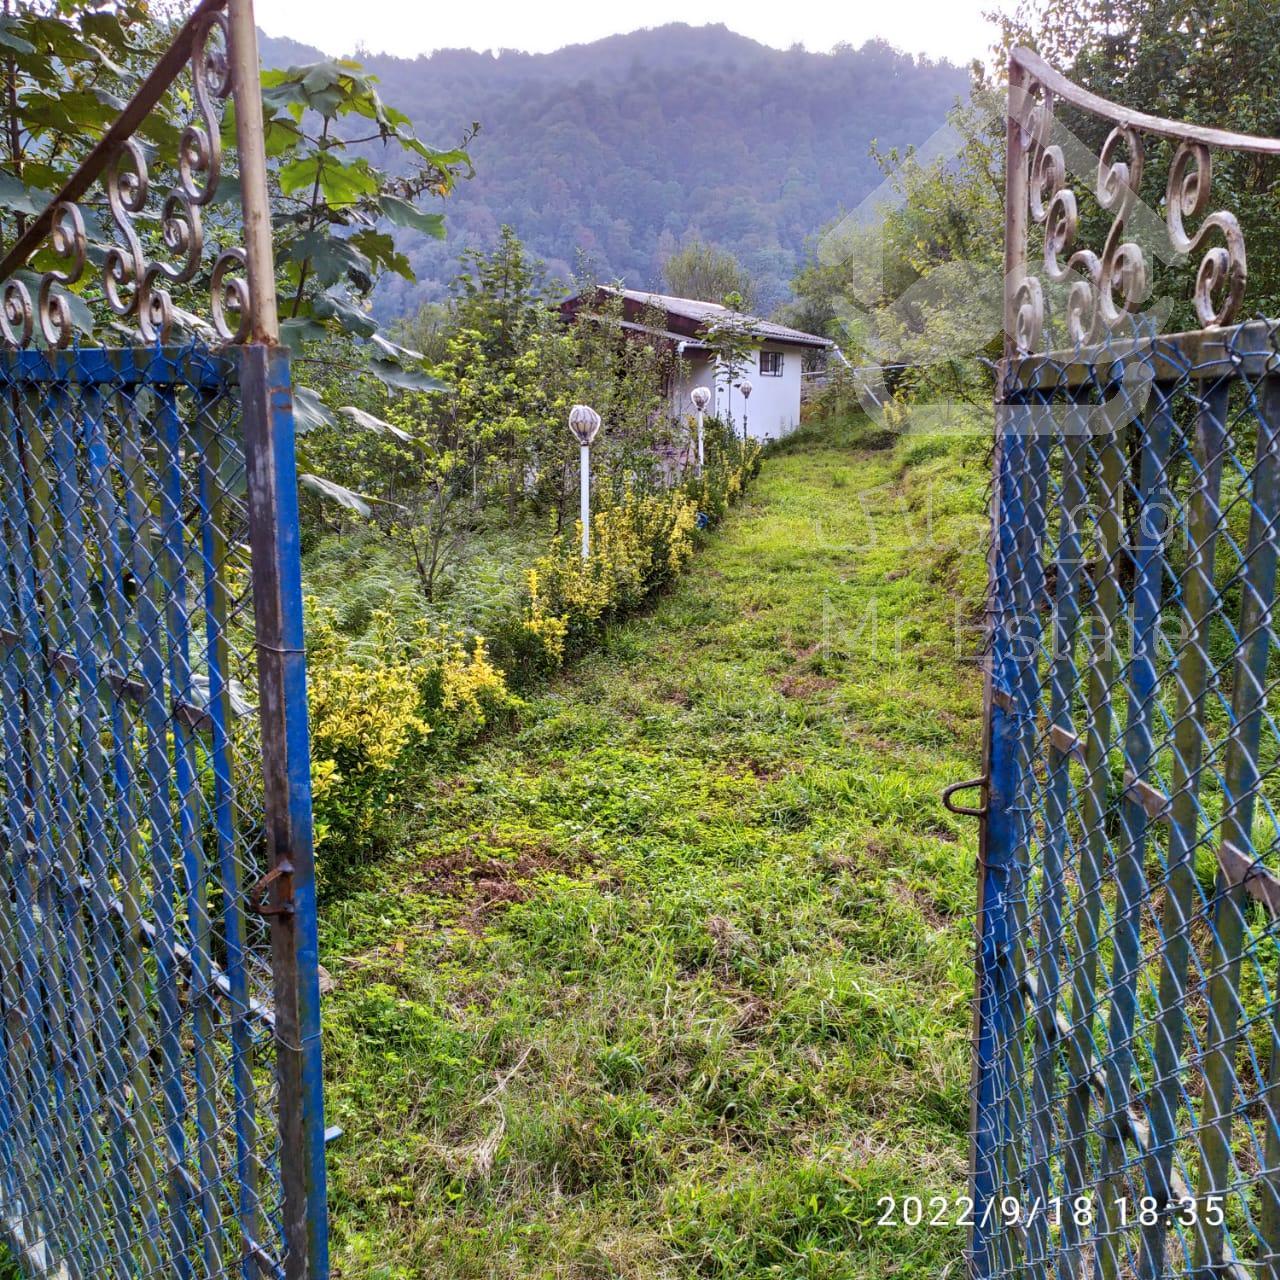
[0,0,254,351]
[1007,46,1280,358]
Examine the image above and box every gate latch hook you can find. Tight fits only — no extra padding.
[247,859,296,917]
[942,775,988,818]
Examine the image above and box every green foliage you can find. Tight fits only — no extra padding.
[795,0,1280,414]
[296,226,758,871]
[298,279,764,862]
[254,54,470,457]
[432,226,680,519]
[303,428,763,870]
[303,512,546,642]
[305,599,518,872]
[319,412,986,1278]
[703,300,762,409]
[0,0,193,345]
[791,96,1001,413]
[0,0,170,206]
[661,236,758,309]
[685,419,761,524]
[390,300,452,365]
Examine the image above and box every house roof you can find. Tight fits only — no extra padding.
[561,286,833,350]
[614,317,711,349]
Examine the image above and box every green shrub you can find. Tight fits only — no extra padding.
[515,441,760,675]
[306,601,519,866]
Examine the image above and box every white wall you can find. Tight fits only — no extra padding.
[669,343,804,443]
[671,352,716,438]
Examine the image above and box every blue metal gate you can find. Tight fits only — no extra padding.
[968,46,1280,1280]
[0,3,328,1278]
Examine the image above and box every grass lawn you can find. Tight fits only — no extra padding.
[319,412,990,1279]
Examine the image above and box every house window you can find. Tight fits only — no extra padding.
[760,350,784,377]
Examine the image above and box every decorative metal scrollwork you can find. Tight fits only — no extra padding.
[1010,47,1256,355]
[0,5,252,350]
[1165,141,1247,329]
[38,202,87,349]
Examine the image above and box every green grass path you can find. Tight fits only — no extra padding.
[321,419,989,1278]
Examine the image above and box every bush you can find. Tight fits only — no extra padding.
[305,437,761,870]
[306,600,519,859]
[511,441,760,675]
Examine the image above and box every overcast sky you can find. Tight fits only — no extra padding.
[254,0,1012,65]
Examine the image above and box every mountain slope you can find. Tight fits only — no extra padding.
[258,24,970,318]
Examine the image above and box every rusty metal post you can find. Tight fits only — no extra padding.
[228,0,279,346]
[966,49,1029,1280]
[1002,58,1029,364]
[229,3,328,1277]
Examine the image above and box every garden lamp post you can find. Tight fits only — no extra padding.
[740,378,753,446]
[568,404,602,560]
[690,384,710,476]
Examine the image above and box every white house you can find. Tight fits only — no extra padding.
[559,287,834,442]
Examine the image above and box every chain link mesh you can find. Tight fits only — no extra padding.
[0,341,288,1279]
[974,319,1280,1279]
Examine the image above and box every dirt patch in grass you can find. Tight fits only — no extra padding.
[412,833,601,931]
[778,672,838,699]
[892,880,954,931]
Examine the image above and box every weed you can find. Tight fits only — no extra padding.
[321,409,987,1278]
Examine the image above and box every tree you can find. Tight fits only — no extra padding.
[392,450,471,603]
[703,290,758,439]
[299,229,680,574]
[660,237,758,310]
[558,286,675,509]
[0,2,473,511]
[392,301,452,367]
[431,235,678,526]
[441,226,558,514]
[789,97,1003,412]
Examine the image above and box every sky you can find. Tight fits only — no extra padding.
[254,0,1013,66]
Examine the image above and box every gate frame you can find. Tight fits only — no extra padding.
[967,44,1280,1279]
[0,1,330,1275]
[229,6,330,1274]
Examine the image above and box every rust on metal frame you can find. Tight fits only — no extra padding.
[0,0,260,348]
[1122,769,1171,824]
[1217,841,1280,918]
[1011,46,1280,155]
[1004,44,1277,357]
[1047,724,1085,765]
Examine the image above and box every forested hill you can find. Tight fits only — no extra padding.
[257,24,970,318]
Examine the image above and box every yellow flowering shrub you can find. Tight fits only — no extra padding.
[667,499,698,573]
[522,570,570,664]
[310,757,341,803]
[683,442,760,529]
[305,601,431,851]
[305,601,516,856]
[307,602,429,773]
[438,634,513,735]
[517,447,756,672]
